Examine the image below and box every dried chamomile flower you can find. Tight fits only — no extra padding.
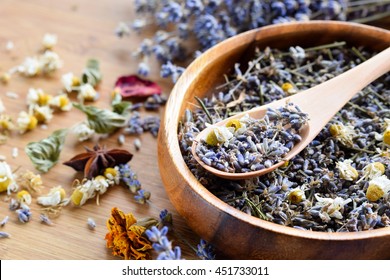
[0,161,16,193]
[61,72,81,93]
[25,129,68,173]
[39,50,62,74]
[42,33,57,49]
[358,162,385,183]
[16,205,32,223]
[71,122,95,142]
[37,186,68,207]
[16,190,32,206]
[336,159,358,181]
[329,122,356,147]
[281,82,297,95]
[27,88,52,106]
[314,194,352,222]
[71,175,115,206]
[225,119,242,131]
[0,114,15,131]
[287,187,306,204]
[49,94,72,111]
[104,167,120,185]
[379,118,390,144]
[204,123,234,146]
[18,56,41,76]
[17,111,38,133]
[17,171,43,193]
[77,84,99,102]
[31,105,54,123]
[366,175,390,202]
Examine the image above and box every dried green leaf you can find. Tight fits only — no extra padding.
[112,101,132,115]
[73,103,128,134]
[25,129,68,173]
[82,58,102,87]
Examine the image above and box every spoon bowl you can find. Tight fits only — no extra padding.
[191,46,390,180]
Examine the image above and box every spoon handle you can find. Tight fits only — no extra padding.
[290,46,390,139]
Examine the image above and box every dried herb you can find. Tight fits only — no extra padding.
[105,207,157,260]
[111,101,133,115]
[25,129,67,173]
[179,44,390,232]
[63,144,133,179]
[82,58,102,87]
[73,103,128,134]
[115,75,161,98]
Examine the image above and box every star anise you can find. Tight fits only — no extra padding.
[63,144,133,179]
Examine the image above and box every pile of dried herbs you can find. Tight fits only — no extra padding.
[178,43,390,232]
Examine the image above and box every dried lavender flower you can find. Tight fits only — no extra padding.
[87,218,96,230]
[0,231,10,238]
[122,0,390,82]
[0,216,9,227]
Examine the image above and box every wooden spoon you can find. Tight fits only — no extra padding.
[192,46,390,180]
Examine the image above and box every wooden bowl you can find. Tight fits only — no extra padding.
[158,21,390,259]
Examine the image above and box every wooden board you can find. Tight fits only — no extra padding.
[0,0,200,260]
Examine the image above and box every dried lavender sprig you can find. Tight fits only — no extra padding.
[40,214,53,226]
[145,226,183,260]
[123,0,390,81]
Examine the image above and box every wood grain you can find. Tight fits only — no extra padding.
[0,0,200,260]
[158,21,390,259]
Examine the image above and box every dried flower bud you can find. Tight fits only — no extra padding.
[336,159,358,181]
[366,175,390,202]
[329,123,356,147]
[287,187,306,204]
[281,82,297,94]
[225,119,242,131]
[383,129,390,145]
[205,124,234,146]
[87,218,96,230]
[17,190,32,205]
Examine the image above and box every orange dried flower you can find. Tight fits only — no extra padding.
[105,207,154,260]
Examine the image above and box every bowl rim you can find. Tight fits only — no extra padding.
[163,20,390,241]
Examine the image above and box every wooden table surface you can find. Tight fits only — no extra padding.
[0,0,202,260]
[0,0,389,260]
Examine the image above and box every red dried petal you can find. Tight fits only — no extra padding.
[115,75,161,98]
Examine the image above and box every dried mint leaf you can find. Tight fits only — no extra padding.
[25,129,68,173]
